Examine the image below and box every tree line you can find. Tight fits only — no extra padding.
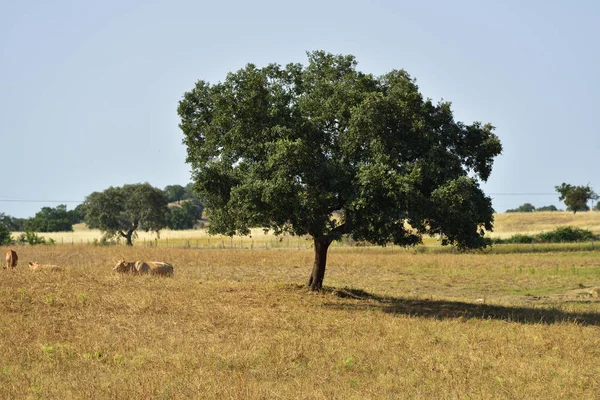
[507,183,598,213]
[0,183,204,246]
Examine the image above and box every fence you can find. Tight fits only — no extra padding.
[46,236,600,255]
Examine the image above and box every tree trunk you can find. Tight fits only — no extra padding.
[307,237,331,291]
[125,232,133,246]
[120,230,134,246]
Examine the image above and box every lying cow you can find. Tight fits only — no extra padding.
[3,249,18,269]
[113,259,174,277]
[135,261,174,277]
[113,259,136,273]
[29,261,61,272]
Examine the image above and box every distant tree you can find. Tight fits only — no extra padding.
[69,203,87,224]
[506,203,536,213]
[164,185,186,203]
[25,205,73,232]
[84,183,168,246]
[536,205,558,212]
[178,51,502,290]
[0,220,11,245]
[167,206,194,230]
[183,183,199,200]
[0,213,26,231]
[181,198,204,220]
[555,183,597,214]
[166,199,205,230]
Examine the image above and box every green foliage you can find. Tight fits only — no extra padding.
[555,183,597,214]
[166,199,204,230]
[492,226,596,244]
[69,203,87,224]
[0,213,27,231]
[25,205,73,232]
[537,226,595,242]
[167,206,194,230]
[84,183,168,245]
[506,203,535,213]
[536,205,559,212]
[164,185,186,203]
[16,231,53,246]
[0,221,11,245]
[178,51,502,287]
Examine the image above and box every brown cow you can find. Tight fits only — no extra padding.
[113,259,136,273]
[134,261,174,277]
[3,250,18,269]
[29,261,61,272]
[113,259,173,276]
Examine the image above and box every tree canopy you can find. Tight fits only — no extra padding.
[25,204,73,232]
[178,51,502,290]
[555,183,597,214]
[506,203,536,213]
[164,184,187,203]
[84,183,168,245]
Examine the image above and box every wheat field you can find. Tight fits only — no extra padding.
[14,211,600,249]
[1,243,599,399]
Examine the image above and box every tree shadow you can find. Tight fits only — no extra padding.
[320,286,600,326]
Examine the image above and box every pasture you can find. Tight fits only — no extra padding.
[1,244,599,399]
[14,211,600,249]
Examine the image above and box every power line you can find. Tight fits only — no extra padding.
[488,193,556,196]
[0,199,83,203]
[0,193,557,204]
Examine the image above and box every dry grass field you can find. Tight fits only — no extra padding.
[491,211,600,239]
[13,211,600,248]
[1,244,599,399]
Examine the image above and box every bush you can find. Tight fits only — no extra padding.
[492,226,596,244]
[537,226,595,242]
[16,231,53,246]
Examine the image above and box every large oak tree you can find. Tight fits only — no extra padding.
[178,51,502,290]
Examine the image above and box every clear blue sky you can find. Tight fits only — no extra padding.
[1,0,599,218]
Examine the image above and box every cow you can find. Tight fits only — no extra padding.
[28,261,61,272]
[113,259,136,273]
[3,250,18,269]
[134,261,174,277]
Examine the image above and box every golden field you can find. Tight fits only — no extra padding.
[13,211,600,248]
[491,211,600,239]
[1,243,599,399]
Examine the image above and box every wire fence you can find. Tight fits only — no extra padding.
[45,236,600,255]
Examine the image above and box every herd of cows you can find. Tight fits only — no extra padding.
[2,249,174,276]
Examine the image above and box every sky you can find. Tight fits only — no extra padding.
[1,0,599,218]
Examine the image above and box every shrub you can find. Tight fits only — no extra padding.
[492,226,596,244]
[537,226,595,243]
[16,231,53,246]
